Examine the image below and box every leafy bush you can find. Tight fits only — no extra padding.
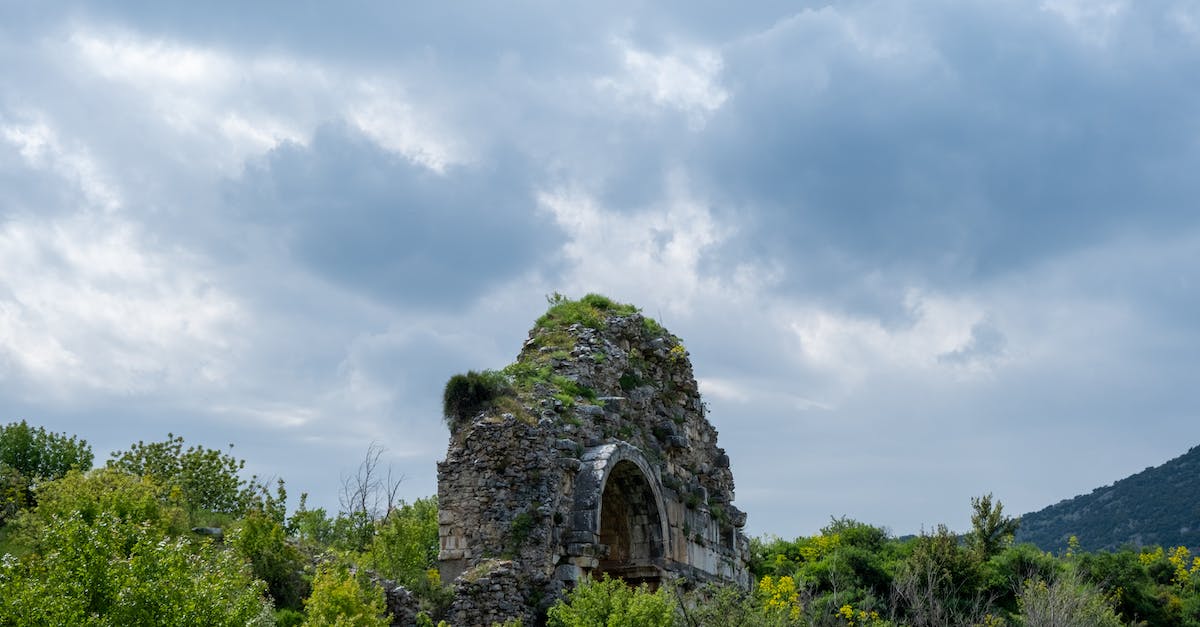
[0,463,26,525]
[1016,573,1122,627]
[1076,549,1171,624]
[276,608,306,627]
[546,575,675,627]
[677,584,759,627]
[303,562,390,627]
[362,496,439,589]
[442,370,514,431]
[0,511,273,626]
[232,510,309,611]
[893,525,989,626]
[21,468,188,542]
[980,542,1063,615]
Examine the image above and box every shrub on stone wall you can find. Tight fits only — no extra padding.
[442,370,514,431]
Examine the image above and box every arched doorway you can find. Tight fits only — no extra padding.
[596,459,665,587]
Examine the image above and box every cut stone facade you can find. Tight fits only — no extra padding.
[437,307,750,621]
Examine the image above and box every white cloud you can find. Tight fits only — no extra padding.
[595,41,729,128]
[537,172,759,315]
[71,31,233,87]
[779,290,1000,391]
[2,116,121,212]
[0,213,242,400]
[345,81,465,172]
[66,28,459,173]
[699,376,831,412]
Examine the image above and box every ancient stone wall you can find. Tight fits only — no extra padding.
[437,301,750,622]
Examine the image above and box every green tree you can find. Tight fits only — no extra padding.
[0,420,93,480]
[108,433,256,517]
[303,562,390,627]
[546,575,675,627]
[289,492,337,547]
[0,420,93,521]
[968,493,1019,563]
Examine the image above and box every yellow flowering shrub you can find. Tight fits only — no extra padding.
[836,603,886,626]
[1139,546,1164,566]
[756,575,801,621]
[798,533,841,562]
[1166,546,1200,588]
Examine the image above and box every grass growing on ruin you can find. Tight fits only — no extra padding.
[535,292,667,336]
[536,293,639,331]
[441,364,600,432]
[501,364,596,406]
[442,294,665,433]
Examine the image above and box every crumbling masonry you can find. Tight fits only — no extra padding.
[437,301,750,623]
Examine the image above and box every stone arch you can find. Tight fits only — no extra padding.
[565,442,670,586]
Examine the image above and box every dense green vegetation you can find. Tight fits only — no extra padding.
[5,409,1200,625]
[1017,444,1200,553]
[0,423,445,625]
[547,506,1200,626]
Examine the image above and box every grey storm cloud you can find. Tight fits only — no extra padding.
[225,126,559,309]
[3,0,1200,537]
[692,2,1200,303]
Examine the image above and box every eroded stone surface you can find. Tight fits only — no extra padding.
[437,310,750,622]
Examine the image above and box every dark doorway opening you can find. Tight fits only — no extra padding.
[596,460,665,588]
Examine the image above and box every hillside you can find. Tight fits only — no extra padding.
[1016,444,1200,553]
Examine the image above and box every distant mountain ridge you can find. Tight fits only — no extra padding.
[1015,444,1200,553]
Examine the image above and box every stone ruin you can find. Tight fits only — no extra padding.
[437,297,750,624]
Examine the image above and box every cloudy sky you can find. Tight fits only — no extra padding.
[2,0,1199,538]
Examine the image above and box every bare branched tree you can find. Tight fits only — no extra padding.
[339,441,405,523]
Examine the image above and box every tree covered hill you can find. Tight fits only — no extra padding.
[1016,444,1200,553]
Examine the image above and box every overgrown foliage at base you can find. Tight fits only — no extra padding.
[302,562,389,627]
[547,575,675,627]
[7,419,1200,626]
